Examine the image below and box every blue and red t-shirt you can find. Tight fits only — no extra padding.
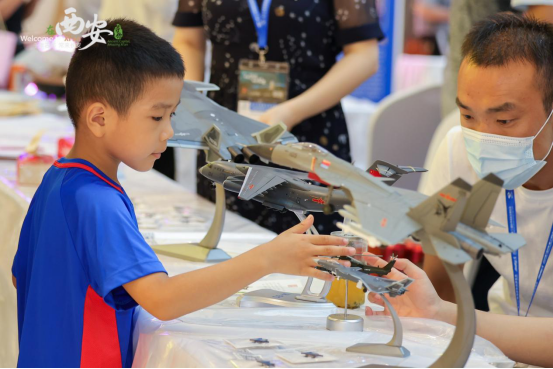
[12,158,166,367]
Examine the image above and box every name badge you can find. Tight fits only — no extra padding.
[237,59,289,120]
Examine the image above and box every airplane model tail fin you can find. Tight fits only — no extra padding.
[251,122,288,144]
[407,178,472,232]
[460,174,503,231]
[489,232,526,253]
[383,258,396,272]
[367,160,427,186]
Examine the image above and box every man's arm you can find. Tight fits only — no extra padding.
[437,301,553,367]
[367,257,553,367]
[124,216,354,321]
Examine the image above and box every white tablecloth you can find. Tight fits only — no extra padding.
[0,112,513,368]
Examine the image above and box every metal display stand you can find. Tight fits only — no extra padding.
[346,294,410,357]
[326,277,364,332]
[152,183,231,262]
[428,259,475,367]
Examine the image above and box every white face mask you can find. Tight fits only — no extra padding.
[462,109,553,190]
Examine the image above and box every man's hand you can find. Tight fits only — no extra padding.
[364,255,446,321]
[258,102,299,130]
[258,215,355,280]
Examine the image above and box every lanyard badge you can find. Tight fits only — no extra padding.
[247,0,272,62]
[506,190,553,316]
[238,0,290,120]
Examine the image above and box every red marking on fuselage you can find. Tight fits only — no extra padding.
[381,218,388,227]
[439,193,457,202]
[249,184,254,190]
[312,197,326,204]
[369,169,381,177]
[308,172,331,186]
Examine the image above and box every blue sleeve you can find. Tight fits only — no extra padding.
[62,184,166,310]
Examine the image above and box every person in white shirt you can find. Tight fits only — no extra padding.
[421,11,553,320]
[366,11,553,367]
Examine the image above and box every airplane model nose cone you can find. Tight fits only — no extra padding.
[246,144,277,161]
[199,164,213,180]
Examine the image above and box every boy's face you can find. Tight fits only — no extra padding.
[105,77,183,172]
[457,59,553,160]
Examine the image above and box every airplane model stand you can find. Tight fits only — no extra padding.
[326,277,364,332]
[428,259,475,367]
[237,211,334,308]
[152,183,232,262]
[346,294,410,357]
[293,211,333,303]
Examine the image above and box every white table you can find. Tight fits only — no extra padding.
[0,113,512,368]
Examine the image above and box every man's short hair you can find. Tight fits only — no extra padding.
[462,12,553,113]
[65,18,185,128]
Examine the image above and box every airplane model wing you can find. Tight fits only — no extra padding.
[238,167,287,200]
[169,82,296,159]
[338,184,422,246]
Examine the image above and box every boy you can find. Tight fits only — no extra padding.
[421,13,553,318]
[11,19,354,368]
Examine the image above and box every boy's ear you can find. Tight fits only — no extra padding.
[85,102,110,138]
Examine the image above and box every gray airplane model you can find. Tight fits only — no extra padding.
[199,160,425,214]
[317,260,413,297]
[155,82,297,262]
[246,142,526,265]
[168,81,297,162]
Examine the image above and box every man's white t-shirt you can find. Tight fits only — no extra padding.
[420,126,553,317]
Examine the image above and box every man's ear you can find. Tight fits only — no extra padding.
[84,102,111,138]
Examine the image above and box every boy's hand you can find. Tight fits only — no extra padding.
[364,255,446,321]
[259,215,355,280]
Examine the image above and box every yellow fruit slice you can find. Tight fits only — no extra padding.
[326,279,366,309]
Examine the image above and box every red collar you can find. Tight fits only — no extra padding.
[53,161,123,194]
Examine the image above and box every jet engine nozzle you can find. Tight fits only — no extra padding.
[228,146,245,163]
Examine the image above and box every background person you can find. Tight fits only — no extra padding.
[172,0,383,235]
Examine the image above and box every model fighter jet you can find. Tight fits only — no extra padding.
[168,81,297,162]
[317,260,413,297]
[199,160,425,214]
[335,254,396,277]
[246,142,526,265]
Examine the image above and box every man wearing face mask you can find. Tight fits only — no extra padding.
[422,12,553,318]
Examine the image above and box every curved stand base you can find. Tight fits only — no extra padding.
[293,211,333,303]
[326,313,364,331]
[429,261,475,368]
[152,183,229,262]
[346,343,410,358]
[346,294,410,358]
[237,289,334,308]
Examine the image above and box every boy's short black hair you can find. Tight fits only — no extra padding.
[462,12,553,113]
[66,18,185,128]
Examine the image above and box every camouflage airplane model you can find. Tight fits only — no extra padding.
[335,254,396,277]
[199,160,424,214]
[168,81,297,162]
[246,142,526,265]
[317,260,413,297]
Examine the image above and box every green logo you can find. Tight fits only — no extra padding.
[46,25,55,36]
[114,24,123,40]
